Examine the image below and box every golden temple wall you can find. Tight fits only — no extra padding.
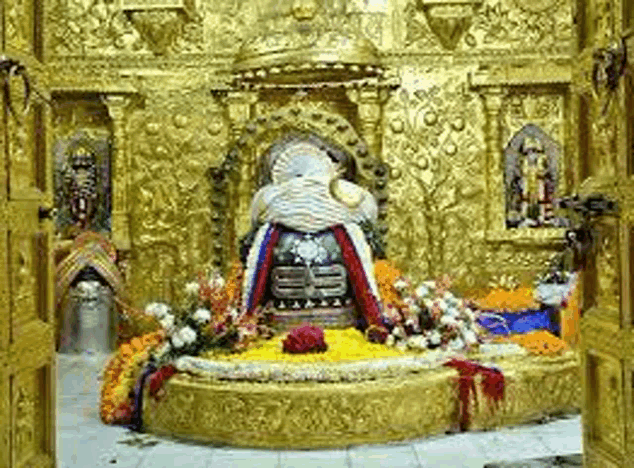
[44,0,578,305]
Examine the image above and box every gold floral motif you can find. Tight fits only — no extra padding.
[144,351,580,448]
[13,380,36,465]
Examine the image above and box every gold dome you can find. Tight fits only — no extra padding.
[233,29,382,84]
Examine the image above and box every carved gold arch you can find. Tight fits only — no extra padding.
[209,102,390,270]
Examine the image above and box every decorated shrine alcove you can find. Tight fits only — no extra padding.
[208,102,392,270]
[504,123,562,229]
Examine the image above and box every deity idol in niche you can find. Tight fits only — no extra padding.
[240,138,388,342]
[505,125,560,228]
[519,136,552,226]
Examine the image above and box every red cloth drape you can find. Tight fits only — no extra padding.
[148,365,178,398]
[331,225,384,330]
[444,359,505,431]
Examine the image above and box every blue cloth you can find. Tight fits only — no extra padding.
[127,361,157,433]
[477,307,560,336]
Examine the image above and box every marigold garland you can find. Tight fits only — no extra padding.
[495,330,568,356]
[100,330,164,424]
[474,286,539,312]
[374,260,407,308]
[203,328,406,363]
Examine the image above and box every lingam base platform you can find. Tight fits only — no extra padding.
[143,350,581,449]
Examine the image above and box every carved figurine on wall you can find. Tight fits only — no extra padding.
[504,124,563,228]
[54,132,112,238]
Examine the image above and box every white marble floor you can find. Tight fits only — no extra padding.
[56,353,582,468]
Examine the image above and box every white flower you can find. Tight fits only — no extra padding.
[449,337,465,351]
[178,326,197,345]
[209,275,225,290]
[229,308,240,321]
[444,292,457,303]
[415,285,430,299]
[405,317,419,330]
[394,278,408,291]
[422,280,436,290]
[463,330,478,345]
[145,302,171,320]
[440,315,458,327]
[385,335,396,347]
[171,334,185,349]
[423,298,434,310]
[193,308,212,324]
[155,342,171,357]
[392,325,406,339]
[463,308,475,321]
[429,330,441,345]
[407,335,427,350]
[159,314,176,333]
[184,281,200,297]
[438,299,449,312]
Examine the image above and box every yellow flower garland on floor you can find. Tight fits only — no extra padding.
[100,331,164,423]
[203,328,407,363]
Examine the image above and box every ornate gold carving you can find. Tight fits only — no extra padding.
[5,0,32,51]
[586,352,626,456]
[102,94,139,250]
[595,219,621,315]
[403,0,573,52]
[144,351,580,448]
[127,91,228,305]
[416,0,483,50]
[383,74,487,286]
[12,376,36,466]
[48,0,204,56]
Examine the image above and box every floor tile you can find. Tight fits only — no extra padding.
[349,444,421,468]
[471,430,554,464]
[279,449,349,468]
[137,439,215,468]
[57,428,149,468]
[414,432,488,467]
[211,448,281,468]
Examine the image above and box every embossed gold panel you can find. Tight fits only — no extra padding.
[586,352,626,458]
[595,218,621,320]
[2,7,56,466]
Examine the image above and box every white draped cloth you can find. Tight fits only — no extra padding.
[251,142,378,233]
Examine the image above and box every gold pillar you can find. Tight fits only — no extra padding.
[223,91,258,252]
[346,86,387,159]
[102,94,136,285]
[479,86,506,234]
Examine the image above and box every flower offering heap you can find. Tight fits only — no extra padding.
[143,261,273,366]
[378,268,484,352]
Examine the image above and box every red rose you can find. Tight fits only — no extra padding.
[282,324,328,354]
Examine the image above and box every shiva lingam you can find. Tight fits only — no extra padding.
[240,137,388,341]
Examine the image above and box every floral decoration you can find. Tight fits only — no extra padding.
[374,262,484,352]
[143,260,273,367]
[100,330,164,424]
